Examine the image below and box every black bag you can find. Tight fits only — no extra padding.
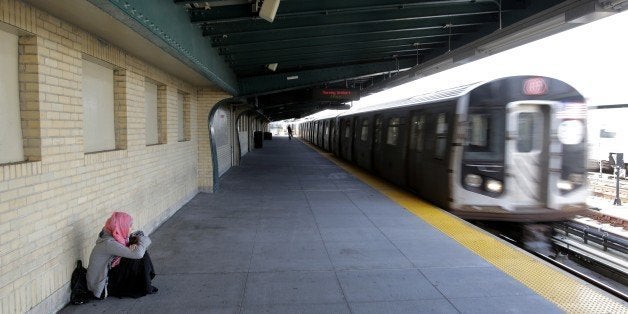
[70,260,91,305]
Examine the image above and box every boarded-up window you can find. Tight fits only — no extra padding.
[0,30,23,164]
[83,59,115,153]
[145,80,158,145]
[178,93,185,141]
[177,92,190,142]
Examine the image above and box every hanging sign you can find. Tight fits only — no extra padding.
[312,88,360,101]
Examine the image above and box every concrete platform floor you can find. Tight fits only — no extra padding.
[60,136,560,313]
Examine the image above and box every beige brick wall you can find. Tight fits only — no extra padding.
[0,1,230,312]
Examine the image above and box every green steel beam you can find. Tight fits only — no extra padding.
[231,51,425,72]
[214,28,476,52]
[239,59,417,95]
[87,0,238,94]
[221,40,443,61]
[187,0,517,23]
[207,15,493,45]
[227,44,435,67]
[198,4,499,34]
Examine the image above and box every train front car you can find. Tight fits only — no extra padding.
[451,76,588,222]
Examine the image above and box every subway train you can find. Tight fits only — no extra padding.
[300,76,588,223]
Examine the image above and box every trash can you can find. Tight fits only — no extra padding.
[263,132,272,140]
[254,131,263,148]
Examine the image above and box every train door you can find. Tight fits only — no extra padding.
[407,110,426,192]
[371,114,384,175]
[340,117,353,161]
[381,115,408,186]
[421,108,454,207]
[318,121,325,146]
[506,103,550,206]
[351,117,360,162]
[314,121,320,146]
[354,116,372,169]
[331,119,338,155]
[324,120,331,151]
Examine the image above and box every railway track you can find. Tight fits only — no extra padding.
[550,220,628,301]
[477,221,628,302]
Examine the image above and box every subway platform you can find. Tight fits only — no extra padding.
[60,137,625,313]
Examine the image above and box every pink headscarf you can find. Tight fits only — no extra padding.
[104,212,133,267]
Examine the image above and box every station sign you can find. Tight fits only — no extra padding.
[312,88,360,101]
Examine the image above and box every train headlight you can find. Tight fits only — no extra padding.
[485,179,503,193]
[557,120,584,145]
[557,180,573,190]
[464,174,483,188]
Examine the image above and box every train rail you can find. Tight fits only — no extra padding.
[478,221,627,302]
[551,220,628,300]
[529,245,628,302]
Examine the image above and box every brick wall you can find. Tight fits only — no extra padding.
[0,1,231,312]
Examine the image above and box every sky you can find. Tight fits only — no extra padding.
[351,9,628,109]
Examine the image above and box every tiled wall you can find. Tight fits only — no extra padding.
[0,1,231,312]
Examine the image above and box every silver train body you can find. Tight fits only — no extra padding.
[300,76,588,222]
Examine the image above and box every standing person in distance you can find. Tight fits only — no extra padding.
[287,125,293,140]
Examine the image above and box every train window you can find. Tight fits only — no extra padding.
[374,117,383,145]
[517,112,540,152]
[344,120,351,138]
[360,119,369,141]
[409,115,425,152]
[468,114,490,149]
[435,113,448,158]
[386,117,401,145]
[463,110,505,161]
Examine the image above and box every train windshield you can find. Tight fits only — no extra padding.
[463,109,505,161]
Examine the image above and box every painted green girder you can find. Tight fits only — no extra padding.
[228,44,435,68]
[220,39,443,61]
[185,0,518,24]
[239,59,418,95]
[87,0,238,94]
[208,15,494,46]
[232,53,424,74]
[197,4,501,34]
[215,28,477,54]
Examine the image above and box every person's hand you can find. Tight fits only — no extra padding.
[129,244,138,251]
[131,230,144,237]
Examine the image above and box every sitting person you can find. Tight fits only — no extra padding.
[86,211,157,299]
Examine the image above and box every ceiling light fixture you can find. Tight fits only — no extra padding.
[259,0,281,22]
[267,63,278,71]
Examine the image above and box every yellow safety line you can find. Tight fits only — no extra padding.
[306,143,627,313]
